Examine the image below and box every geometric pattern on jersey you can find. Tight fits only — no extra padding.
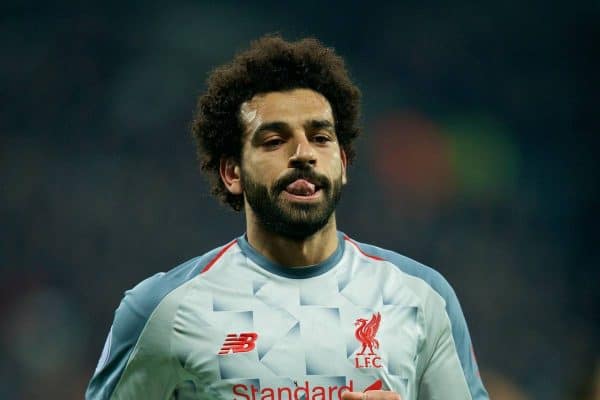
[86,232,488,400]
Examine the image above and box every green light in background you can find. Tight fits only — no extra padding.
[442,115,520,199]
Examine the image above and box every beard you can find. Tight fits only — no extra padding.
[241,166,343,240]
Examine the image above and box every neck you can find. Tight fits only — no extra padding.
[245,211,340,268]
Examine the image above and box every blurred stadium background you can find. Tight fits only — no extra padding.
[1,1,598,399]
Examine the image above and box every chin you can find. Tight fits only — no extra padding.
[263,208,332,240]
[269,224,326,241]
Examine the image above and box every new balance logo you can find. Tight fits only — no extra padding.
[218,332,258,355]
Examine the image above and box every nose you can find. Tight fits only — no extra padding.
[288,141,316,169]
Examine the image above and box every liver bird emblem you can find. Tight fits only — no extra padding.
[354,312,381,355]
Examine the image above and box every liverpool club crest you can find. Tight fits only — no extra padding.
[354,312,382,368]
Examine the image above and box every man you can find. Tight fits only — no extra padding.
[86,35,488,400]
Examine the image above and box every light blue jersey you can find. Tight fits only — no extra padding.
[87,232,488,400]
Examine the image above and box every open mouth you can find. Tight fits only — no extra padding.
[283,179,323,200]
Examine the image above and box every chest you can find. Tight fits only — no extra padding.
[170,277,425,400]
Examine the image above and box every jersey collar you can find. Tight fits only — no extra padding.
[236,231,346,278]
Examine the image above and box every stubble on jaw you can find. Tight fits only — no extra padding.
[240,165,343,241]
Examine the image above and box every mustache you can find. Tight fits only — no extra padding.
[273,169,331,193]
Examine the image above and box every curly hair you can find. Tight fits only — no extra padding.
[191,34,361,211]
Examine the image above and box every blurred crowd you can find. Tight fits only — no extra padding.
[1,1,598,399]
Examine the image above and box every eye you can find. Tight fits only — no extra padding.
[263,138,284,148]
[313,135,332,144]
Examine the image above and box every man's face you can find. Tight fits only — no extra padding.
[236,88,347,240]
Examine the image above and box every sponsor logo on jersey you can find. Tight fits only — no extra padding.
[218,332,259,355]
[353,312,382,368]
[232,380,354,400]
[231,379,383,400]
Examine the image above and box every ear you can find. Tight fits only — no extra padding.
[340,148,348,185]
[219,157,243,195]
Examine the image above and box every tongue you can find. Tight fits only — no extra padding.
[286,179,316,196]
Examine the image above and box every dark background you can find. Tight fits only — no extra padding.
[1,1,598,399]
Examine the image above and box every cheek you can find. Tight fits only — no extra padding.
[328,150,347,184]
[329,151,343,172]
[248,153,279,172]
[243,153,280,184]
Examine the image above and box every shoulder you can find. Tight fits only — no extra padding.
[86,241,237,399]
[344,236,457,306]
[344,236,488,400]
[108,241,238,363]
[343,235,466,337]
[118,240,236,326]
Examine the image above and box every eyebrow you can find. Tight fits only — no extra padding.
[305,119,334,132]
[253,121,289,137]
[250,119,335,145]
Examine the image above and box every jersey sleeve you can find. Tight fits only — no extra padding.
[85,250,221,399]
[86,273,175,400]
[416,279,487,400]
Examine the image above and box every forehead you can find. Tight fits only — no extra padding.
[240,88,333,130]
